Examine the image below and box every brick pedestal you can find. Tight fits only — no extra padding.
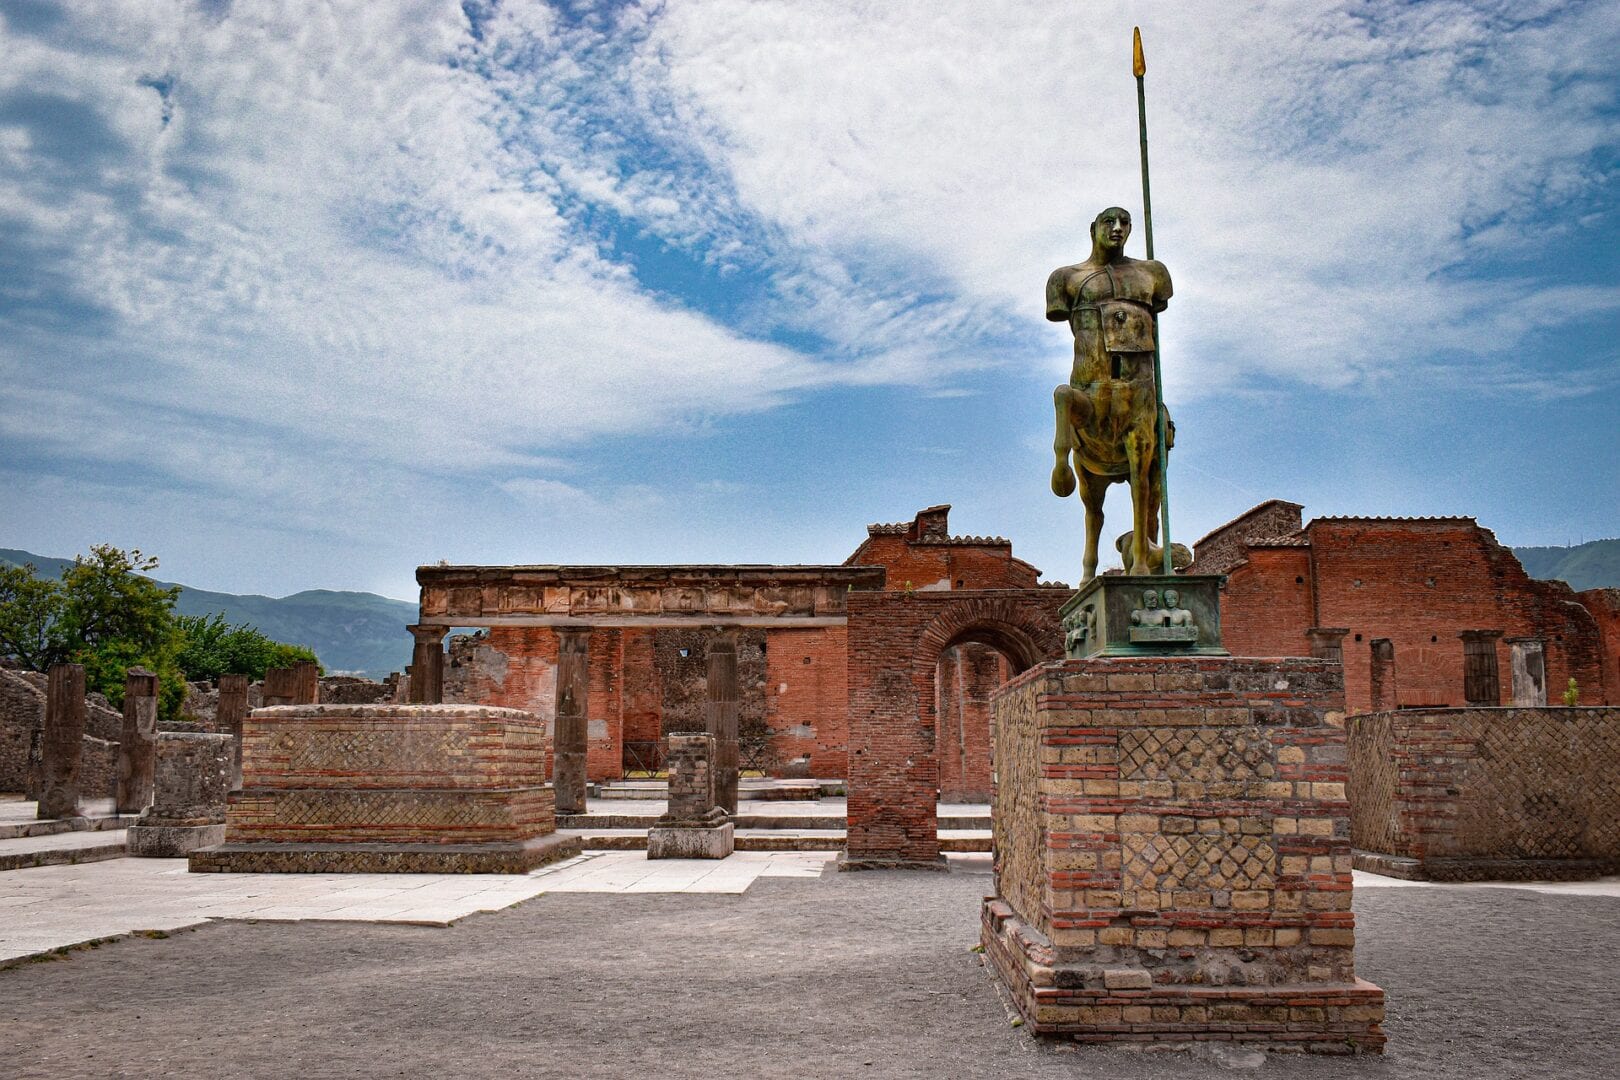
[982,657,1385,1053]
[190,705,580,874]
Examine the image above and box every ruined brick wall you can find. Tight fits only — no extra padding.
[1189,500,1303,576]
[0,668,43,791]
[764,625,848,778]
[845,590,1064,865]
[619,629,660,764]
[848,533,1037,592]
[1307,520,1606,713]
[1,668,120,797]
[229,704,554,844]
[936,643,1004,802]
[1217,544,1314,658]
[1577,588,1620,704]
[1349,706,1620,879]
[988,657,1358,981]
[990,662,1043,923]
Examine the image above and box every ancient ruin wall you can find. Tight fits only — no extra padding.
[1350,706,1620,880]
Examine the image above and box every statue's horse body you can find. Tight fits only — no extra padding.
[1046,223,1173,582]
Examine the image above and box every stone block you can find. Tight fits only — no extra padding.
[647,822,735,859]
[127,823,226,857]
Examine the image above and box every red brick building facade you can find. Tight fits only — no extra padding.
[420,500,1615,791]
[1191,501,1617,713]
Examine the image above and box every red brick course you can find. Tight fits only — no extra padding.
[982,656,1384,1052]
[844,590,1064,867]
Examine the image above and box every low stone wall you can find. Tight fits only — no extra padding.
[982,656,1384,1053]
[1349,706,1620,880]
[192,704,578,873]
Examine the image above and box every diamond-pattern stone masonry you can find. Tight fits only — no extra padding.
[982,656,1385,1053]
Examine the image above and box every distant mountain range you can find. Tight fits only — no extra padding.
[1511,539,1620,593]
[0,548,417,679]
[4,538,1617,680]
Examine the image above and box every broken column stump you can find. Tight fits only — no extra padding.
[647,732,734,859]
[981,656,1386,1053]
[217,673,249,790]
[127,733,233,856]
[190,704,580,873]
[552,627,590,815]
[115,667,159,815]
[38,663,87,820]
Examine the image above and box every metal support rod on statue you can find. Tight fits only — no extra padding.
[1135,26,1174,576]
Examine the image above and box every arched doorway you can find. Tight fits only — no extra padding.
[844,591,1063,869]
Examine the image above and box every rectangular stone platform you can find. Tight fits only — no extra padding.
[192,705,580,874]
[983,656,1385,1053]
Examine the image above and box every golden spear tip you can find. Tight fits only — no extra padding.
[1133,27,1145,78]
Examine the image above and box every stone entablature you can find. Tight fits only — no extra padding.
[417,565,885,627]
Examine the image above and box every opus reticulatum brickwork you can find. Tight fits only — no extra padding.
[982,656,1386,1052]
[191,704,579,874]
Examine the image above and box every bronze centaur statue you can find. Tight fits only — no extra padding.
[1047,207,1175,582]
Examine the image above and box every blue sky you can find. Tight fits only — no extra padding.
[1,0,1617,601]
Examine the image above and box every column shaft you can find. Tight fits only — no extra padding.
[705,631,740,815]
[39,664,87,820]
[553,628,591,814]
[115,667,159,814]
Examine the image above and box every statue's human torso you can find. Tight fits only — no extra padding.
[1047,256,1171,357]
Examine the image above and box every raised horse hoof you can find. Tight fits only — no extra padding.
[1051,462,1076,498]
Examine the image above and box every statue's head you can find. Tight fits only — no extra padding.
[1092,207,1132,253]
[1141,589,1159,608]
[1163,589,1180,608]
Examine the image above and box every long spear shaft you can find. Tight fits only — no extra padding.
[1134,27,1173,576]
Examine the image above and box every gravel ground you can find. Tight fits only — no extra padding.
[3,865,1617,1079]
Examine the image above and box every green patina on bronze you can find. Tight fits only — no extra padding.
[1060,574,1228,659]
[1048,30,1225,660]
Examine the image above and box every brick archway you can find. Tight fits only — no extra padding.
[844,590,1064,869]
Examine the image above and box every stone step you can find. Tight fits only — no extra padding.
[556,812,990,831]
[0,814,139,841]
[562,828,992,853]
[592,780,844,802]
[0,829,131,871]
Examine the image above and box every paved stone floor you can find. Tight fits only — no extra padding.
[1,857,1617,1078]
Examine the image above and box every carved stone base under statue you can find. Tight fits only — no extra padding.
[1061,574,1226,659]
[190,705,580,874]
[983,656,1385,1053]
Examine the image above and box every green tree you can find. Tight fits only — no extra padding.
[174,613,319,681]
[0,563,62,670]
[56,546,185,717]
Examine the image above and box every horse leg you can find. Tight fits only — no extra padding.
[1051,385,1077,498]
[1124,425,1156,576]
[1079,469,1108,583]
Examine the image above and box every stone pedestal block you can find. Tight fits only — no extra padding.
[128,732,233,857]
[648,821,735,859]
[982,656,1385,1053]
[190,705,580,874]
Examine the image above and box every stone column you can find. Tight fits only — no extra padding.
[291,659,319,705]
[218,673,249,790]
[552,627,591,814]
[1460,630,1504,707]
[1506,637,1547,707]
[1305,627,1350,664]
[115,667,159,814]
[406,624,446,705]
[262,666,297,706]
[38,663,87,820]
[1369,638,1397,713]
[705,630,740,815]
